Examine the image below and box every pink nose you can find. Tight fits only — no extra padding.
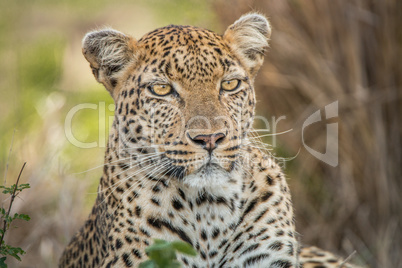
[189,133,226,152]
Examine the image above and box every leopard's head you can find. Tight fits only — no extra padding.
[82,13,270,187]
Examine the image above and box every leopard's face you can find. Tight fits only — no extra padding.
[82,15,270,187]
[113,26,256,186]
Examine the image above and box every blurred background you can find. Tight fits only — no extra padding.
[0,0,400,267]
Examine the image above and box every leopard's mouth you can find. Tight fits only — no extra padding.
[182,161,234,188]
[160,153,238,186]
[198,162,223,175]
[161,155,218,180]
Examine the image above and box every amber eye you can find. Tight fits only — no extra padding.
[151,84,173,96]
[221,79,241,91]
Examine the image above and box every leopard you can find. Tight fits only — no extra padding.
[59,13,362,268]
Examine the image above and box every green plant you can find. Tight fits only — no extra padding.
[139,239,197,268]
[0,163,30,267]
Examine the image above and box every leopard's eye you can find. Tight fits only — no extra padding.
[221,79,241,91]
[151,84,173,96]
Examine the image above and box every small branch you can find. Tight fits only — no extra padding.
[3,129,16,186]
[339,250,356,267]
[0,162,26,247]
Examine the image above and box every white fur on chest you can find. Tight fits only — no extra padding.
[138,172,243,264]
[173,174,243,267]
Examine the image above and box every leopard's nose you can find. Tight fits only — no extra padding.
[188,133,226,152]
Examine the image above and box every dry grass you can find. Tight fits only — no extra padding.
[214,1,401,267]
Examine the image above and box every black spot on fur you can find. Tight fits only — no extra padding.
[261,191,273,201]
[115,239,123,249]
[122,253,133,267]
[268,241,284,251]
[172,198,184,210]
[271,260,292,268]
[243,254,270,266]
[266,175,274,185]
[132,249,142,259]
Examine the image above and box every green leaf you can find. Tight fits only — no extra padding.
[12,214,30,221]
[141,239,197,267]
[0,256,7,268]
[17,184,30,191]
[0,187,12,194]
[4,215,12,223]
[138,260,156,268]
[171,241,197,256]
[145,239,170,254]
[0,245,25,261]
[8,252,21,261]
[9,185,16,193]
[171,260,182,268]
[0,183,30,194]
[148,248,176,266]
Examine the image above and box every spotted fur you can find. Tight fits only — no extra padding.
[60,13,361,268]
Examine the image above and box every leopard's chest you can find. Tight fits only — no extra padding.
[116,174,244,266]
[157,189,243,267]
[106,164,297,267]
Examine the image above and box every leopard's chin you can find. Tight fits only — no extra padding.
[198,162,226,176]
[161,154,237,185]
[182,162,232,188]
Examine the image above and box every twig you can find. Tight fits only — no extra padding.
[3,129,16,186]
[338,250,357,268]
[0,162,26,247]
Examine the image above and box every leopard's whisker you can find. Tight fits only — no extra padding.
[72,151,165,175]
[109,159,173,215]
[95,152,164,182]
[96,162,162,208]
[122,143,165,151]
[248,128,293,138]
[93,155,165,196]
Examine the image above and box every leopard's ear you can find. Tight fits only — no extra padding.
[223,13,271,78]
[82,29,137,97]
